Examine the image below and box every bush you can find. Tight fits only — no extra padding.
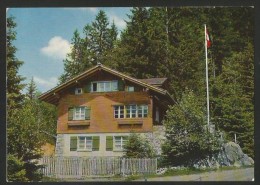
[161,90,221,167]
[123,132,155,158]
[7,154,28,182]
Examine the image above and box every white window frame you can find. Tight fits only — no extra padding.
[114,105,125,118]
[77,136,92,151]
[114,136,128,151]
[73,107,85,120]
[138,105,148,118]
[75,88,83,95]
[115,105,148,118]
[126,105,137,118]
[91,81,118,92]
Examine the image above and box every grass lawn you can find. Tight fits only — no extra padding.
[41,165,254,182]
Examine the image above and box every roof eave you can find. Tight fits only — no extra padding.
[39,64,173,104]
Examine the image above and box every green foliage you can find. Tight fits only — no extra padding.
[26,77,37,100]
[59,29,90,83]
[7,98,55,181]
[59,10,118,83]
[123,132,155,158]
[161,91,221,167]
[211,42,254,158]
[7,154,28,182]
[7,16,57,181]
[7,16,26,112]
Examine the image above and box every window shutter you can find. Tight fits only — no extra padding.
[68,107,74,121]
[92,136,100,151]
[118,80,124,91]
[85,107,91,120]
[106,136,113,151]
[83,82,91,93]
[70,136,77,151]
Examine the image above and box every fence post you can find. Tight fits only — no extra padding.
[121,158,125,176]
[155,158,157,174]
[78,157,83,179]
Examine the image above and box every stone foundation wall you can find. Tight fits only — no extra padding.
[143,125,166,155]
[55,126,166,157]
[55,134,64,156]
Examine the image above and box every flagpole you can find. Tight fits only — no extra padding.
[205,24,210,127]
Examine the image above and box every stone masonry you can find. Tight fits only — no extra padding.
[55,134,64,156]
[143,125,166,155]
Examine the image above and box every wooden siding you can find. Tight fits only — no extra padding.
[57,91,153,134]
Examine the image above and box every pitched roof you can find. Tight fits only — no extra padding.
[138,78,167,86]
[38,64,174,105]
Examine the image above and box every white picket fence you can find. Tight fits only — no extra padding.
[39,156,157,178]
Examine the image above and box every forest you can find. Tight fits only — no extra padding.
[7,7,254,181]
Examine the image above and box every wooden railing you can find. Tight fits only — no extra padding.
[39,156,157,178]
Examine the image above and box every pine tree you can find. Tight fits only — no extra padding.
[59,30,89,83]
[59,10,118,84]
[84,10,118,64]
[7,16,25,112]
[115,7,151,78]
[123,132,155,158]
[26,77,37,100]
[7,16,57,181]
[211,42,254,158]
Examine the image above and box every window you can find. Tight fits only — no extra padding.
[114,105,124,118]
[114,136,128,151]
[70,136,100,151]
[74,107,86,120]
[114,105,148,118]
[126,105,137,118]
[78,136,92,151]
[68,107,91,121]
[91,81,118,92]
[126,86,134,92]
[138,105,148,118]
[75,88,83,95]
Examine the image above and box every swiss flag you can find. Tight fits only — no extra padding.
[206,29,211,48]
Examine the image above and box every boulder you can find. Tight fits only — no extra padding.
[223,142,254,166]
[193,141,254,169]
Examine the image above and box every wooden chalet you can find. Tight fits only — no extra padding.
[39,63,174,156]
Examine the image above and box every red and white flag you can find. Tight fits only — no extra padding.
[206,29,211,48]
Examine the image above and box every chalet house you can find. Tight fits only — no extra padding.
[39,64,174,157]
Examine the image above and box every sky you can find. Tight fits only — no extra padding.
[7,8,131,93]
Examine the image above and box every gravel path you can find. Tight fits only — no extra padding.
[135,167,254,181]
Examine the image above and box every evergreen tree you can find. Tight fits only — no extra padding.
[7,100,44,181]
[123,132,155,158]
[115,7,152,78]
[59,30,88,83]
[206,7,254,158]
[7,16,57,181]
[211,42,254,158]
[59,10,118,84]
[84,10,118,65]
[7,16,25,112]
[26,77,37,100]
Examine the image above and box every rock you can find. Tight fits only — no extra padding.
[193,141,254,169]
[224,142,244,164]
[241,154,254,166]
[223,142,254,166]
